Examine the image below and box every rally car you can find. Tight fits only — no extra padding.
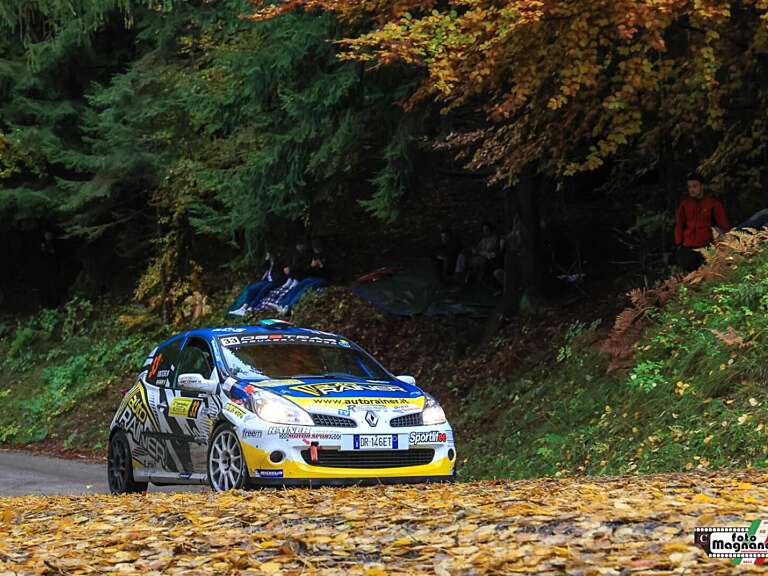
[107,319,456,493]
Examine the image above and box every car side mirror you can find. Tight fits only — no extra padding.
[396,375,416,386]
[177,373,218,394]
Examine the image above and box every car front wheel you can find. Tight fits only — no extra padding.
[207,424,248,492]
[107,430,148,494]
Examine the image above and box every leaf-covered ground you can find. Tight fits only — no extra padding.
[2,471,767,575]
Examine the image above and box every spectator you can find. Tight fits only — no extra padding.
[433,228,462,283]
[228,249,283,316]
[309,238,329,281]
[456,222,500,283]
[674,172,730,272]
[255,241,324,315]
[283,241,312,283]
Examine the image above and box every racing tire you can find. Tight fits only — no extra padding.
[107,430,149,495]
[207,423,249,492]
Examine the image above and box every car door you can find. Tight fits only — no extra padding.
[139,337,183,472]
[159,337,217,476]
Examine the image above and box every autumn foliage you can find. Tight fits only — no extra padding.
[601,228,768,370]
[2,474,767,574]
[253,1,768,190]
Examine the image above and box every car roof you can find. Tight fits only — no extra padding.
[193,325,340,339]
[155,323,345,349]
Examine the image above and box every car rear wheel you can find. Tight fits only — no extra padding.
[108,430,148,495]
[207,424,248,492]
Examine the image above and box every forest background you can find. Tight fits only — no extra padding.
[3,0,768,314]
[4,1,768,477]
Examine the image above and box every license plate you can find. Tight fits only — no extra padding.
[342,434,404,450]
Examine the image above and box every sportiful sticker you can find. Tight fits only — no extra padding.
[409,431,447,445]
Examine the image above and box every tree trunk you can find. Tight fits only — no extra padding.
[517,164,543,309]
[479,164,541,345]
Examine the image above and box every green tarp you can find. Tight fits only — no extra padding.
[351,258,499,318]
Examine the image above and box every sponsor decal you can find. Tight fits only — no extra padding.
[291,397,419,410]
[212,328,247,333]
[127,387,151,424]
[267,425,310,436]
[179,472,192,479]
[168,397,202,419]
[144,436,165,464]
[288,383,406,397]
[117,386,163,465]
[266,426,341,441]
[254,379,303,388]
[392,404,422,413]
[148,353,163,381]
[308,431,342,440]
[219,334,348,347]
[225,402,247,419]
[337,409,351,417]
[257,469,284,478]
[409,431,448,445]
[157,369,171,378]
[242,429,263,439]
[346,404,386,413]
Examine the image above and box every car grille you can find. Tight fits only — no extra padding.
[301,448,434,468]
[310,413,356,428]
[389,412,423,427]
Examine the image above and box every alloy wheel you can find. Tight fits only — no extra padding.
[108,434,128,493]
[209,428,244,491]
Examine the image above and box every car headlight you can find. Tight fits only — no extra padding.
[250,389,314,426]
[422,394,447,425]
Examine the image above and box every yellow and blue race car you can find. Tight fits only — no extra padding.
[108,319,456,493]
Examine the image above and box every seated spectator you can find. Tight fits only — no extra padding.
[433,228,462,283]
[254,241,325,315]
[283,241,313,285]
[456,222,500,283]
[228,249,282,316]
[309,238,329,280]
[674,172,730,272]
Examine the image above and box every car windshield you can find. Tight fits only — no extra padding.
[220,342,390,380]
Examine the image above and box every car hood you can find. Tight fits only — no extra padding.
[240,376,426,412]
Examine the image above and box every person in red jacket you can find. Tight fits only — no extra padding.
[674,172,730,272]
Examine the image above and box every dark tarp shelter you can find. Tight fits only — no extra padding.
[351,258,499,318]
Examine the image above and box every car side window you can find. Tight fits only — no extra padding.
[146,338,182,387]
[174,338,214,386]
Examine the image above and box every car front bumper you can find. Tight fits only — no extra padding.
[239,424,456,484]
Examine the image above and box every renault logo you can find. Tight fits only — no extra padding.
[365,410,378,427]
